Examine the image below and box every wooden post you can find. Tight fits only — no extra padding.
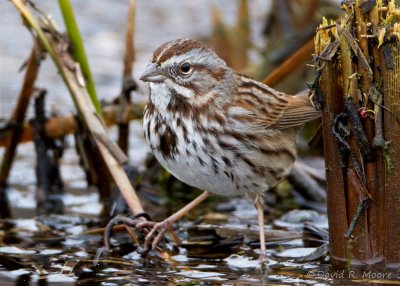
[315,1,400,269]
[382,40,400,268]
[315,21,349,265]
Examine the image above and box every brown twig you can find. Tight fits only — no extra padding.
[262,38,314,87]
[0,45,42,188]
[117,0,137,154]
[345,169,372,239]
[38,19,144,215]
[0,44,42,218]
[0,102,144,147]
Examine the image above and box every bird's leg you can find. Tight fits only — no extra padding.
[254,194,268,264]
[136,191,211,250]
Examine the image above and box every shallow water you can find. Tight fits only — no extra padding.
[2,211,397,285]
[0,212,331,286]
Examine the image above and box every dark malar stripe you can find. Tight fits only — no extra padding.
[166,89,193,117]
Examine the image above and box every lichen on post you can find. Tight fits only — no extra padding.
[314,0,400,269]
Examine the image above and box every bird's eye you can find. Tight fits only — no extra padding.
[180,62,191,74]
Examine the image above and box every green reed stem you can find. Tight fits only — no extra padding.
[58,0,101,115]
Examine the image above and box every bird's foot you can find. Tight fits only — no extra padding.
[136,218,175,250]
[103,213,177,252]
[103,213,149,251]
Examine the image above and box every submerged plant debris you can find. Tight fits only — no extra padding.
[1,198,398,285]
[0,199,330,285]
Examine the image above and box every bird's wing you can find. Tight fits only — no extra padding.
[273,90,321,129]
[229,74,320,130]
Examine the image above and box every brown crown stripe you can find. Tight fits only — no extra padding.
[154,39,211,63]
[151,41,170,62]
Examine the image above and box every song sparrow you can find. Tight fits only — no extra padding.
[140,39,320,263]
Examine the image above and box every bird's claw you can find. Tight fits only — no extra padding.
[104,214,146,251]
[104,214,175,252]
[135,219,173,250]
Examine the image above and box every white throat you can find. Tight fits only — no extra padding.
[149,82,172,112]
[149,79,195,112]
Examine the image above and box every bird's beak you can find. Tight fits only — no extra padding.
[139,63,167,83]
